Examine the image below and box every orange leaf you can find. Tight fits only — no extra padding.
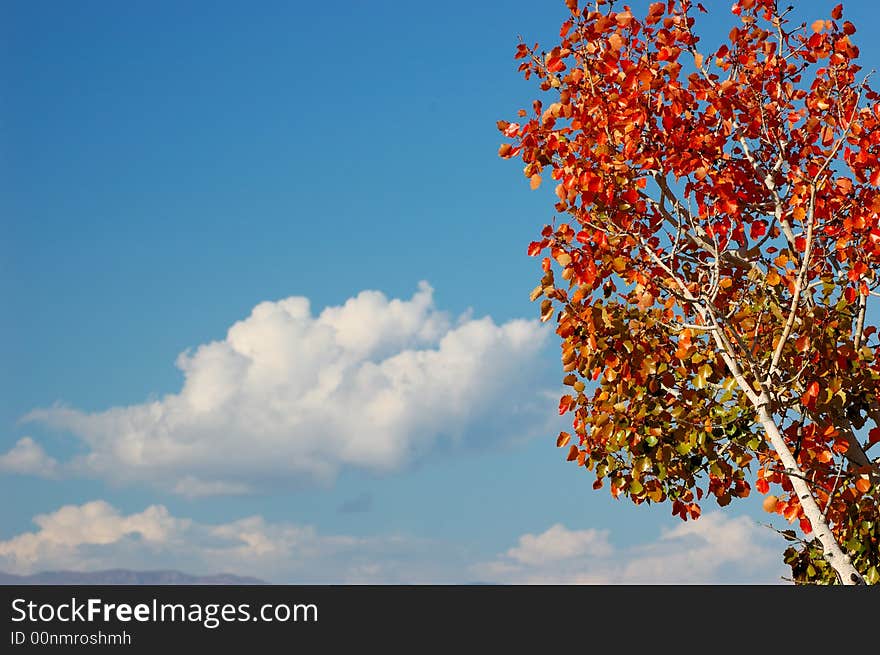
[811,19,825,34]
[855,477,871,493]
[566,444,579,461]
[558,394,573,415]
[608,33,624,52]
[801,380,819,409]
[546,56,566,73]
[795,334,810,353]
[530,174,542,190]
[557,431,571,448]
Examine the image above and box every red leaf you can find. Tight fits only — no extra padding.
[869,427,880,444]
[756,478,769,494]
[527,240,545,257]
[750,220,767,240]
[566,444,579,461]
[799,517,813,534]
[647,2,665,23]
[795,334,810,353]
[831,4,843,20]
[801,380,820,410]
[546,56,566,73]
[558,394,573,415]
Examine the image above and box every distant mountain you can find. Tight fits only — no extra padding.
[0,569,266,585]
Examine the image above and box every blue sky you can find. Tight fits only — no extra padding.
[1,0,876,583]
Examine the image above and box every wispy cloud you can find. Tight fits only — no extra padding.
[0,501,466,584]
[474,512,787,584]
[0,502,788,584]
[14,283,551,495]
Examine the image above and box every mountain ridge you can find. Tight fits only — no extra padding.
[0,569,267,585]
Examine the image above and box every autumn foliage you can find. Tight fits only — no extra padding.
[500,0,879,584]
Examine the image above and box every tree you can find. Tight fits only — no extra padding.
[499,0,879,584]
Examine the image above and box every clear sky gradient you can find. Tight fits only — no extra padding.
[2,0,878,583]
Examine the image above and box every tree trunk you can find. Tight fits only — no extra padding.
[755,401,865,585]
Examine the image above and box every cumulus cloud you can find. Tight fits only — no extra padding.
[0,437,59,478]
[506,524,613,566]
[475,512,787,584]
[17,283,551,494]
[0,501,466,584]
[0,501,189,574]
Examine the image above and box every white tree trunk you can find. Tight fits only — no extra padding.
[755,401,865,585]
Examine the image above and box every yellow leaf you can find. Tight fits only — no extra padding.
[766,270,781,286]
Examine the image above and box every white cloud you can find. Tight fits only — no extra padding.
[0,503,789,584]
[475,512,787,584]
[506,524,613,566]
[17,283,551,494]
[172,477,252,498]
[0,437,59,478]
[0,501,189,574]
[0,501,466,584]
